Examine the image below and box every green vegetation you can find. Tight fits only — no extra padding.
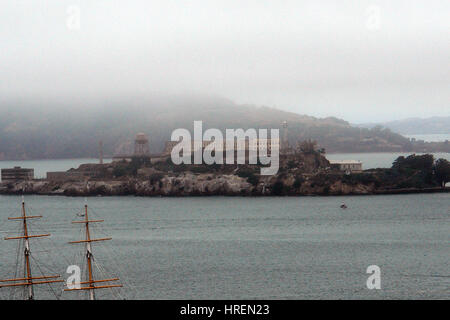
[390,154,434,187]
[297,139,318,154]
[112,156,150,177]
[272,180,285,195]
[363,154,450,189]
[434,158,450,187]
[342,173,378,185]
[293,176,304,189]
[149,172,164,184]
[236,167,259,186]
[392,154,434,172]
[112,166,127,177]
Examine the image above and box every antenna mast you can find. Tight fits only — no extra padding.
[99,140,103,165]
[0,198,63,300]
[65,204,122,300]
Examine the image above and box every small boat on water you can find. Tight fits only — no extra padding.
[340,203,348,209]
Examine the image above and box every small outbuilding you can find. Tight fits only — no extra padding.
[329,160,363,173]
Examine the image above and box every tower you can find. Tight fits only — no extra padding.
[134,133,150,156]
[99,141,103,164]
[282,120,289,152]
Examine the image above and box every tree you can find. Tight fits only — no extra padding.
[112,166,126,177]
[392,154,434,172]
[287,160,297,169]
[293,176,304,189]
[149,172,164,184]
[434,158,450,187]
[237,168,259,186]
[297,139,317,153]
[272,180,285,195]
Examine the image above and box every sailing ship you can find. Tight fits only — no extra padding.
[0,196,64,299]
[0,198,123,300]
[64,203,123,300]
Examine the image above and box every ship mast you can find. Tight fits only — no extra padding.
[65,204,122,300]
[0,197,64,300]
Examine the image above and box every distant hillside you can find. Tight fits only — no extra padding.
[0,95,447,160]
[358,116,450,134]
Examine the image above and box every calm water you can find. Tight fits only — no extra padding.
[0,194,448,300]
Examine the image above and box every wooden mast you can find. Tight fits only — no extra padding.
[0,197,63,300]
[65,204,122,299]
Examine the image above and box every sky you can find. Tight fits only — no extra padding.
[0,0,449,123]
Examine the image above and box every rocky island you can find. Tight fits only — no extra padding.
[1,142,449,197]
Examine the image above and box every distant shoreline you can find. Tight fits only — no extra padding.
[404,133,450,142]
[0,150,449,162]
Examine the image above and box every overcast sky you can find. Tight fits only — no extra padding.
[0,0,449,123]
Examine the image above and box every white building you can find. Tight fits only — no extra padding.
[164,138,279,154]
[329,160,363,173]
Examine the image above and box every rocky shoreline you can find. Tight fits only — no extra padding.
[1,173,448,197]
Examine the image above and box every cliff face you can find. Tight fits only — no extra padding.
[0,174,253,196]
[2,172,448,197]
[0,174,367,196]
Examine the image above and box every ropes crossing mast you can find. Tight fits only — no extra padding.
[0,197,64,300]
[64,203,122,300]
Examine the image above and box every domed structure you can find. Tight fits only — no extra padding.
[134,133,150,155]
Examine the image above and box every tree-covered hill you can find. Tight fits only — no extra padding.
[0,95,447,160]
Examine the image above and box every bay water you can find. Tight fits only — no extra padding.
[0,194,448,300]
